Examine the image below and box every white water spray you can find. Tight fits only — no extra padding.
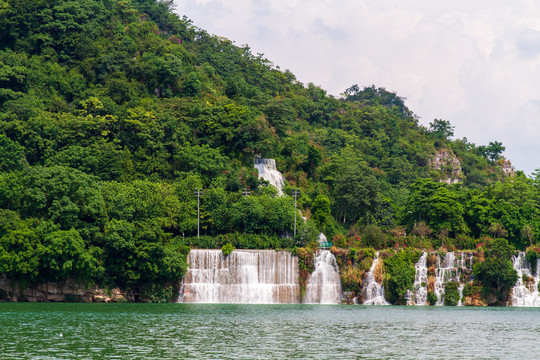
[254,158,285,195]
[362,252,390,305]
[433,252,461,305]
[511,252,540,307]
[408,252,428,305]
[180,249,300,303]
[305,250,342,304]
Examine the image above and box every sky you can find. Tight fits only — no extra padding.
[175,0,540,175]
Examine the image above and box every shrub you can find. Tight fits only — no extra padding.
[222,243,235,256]
[333,234,347,248]
[362,225,386,249]
[383,249,421,304]
[443,281,460,306]
[427,291,437,305]
[362,247,376,260]
[462,282,480,297]
[473,238,518,305]
[340,267,365,293]
[184,233,293,250]
[359,257,374,272]
[526,248,539,274]
[455,235,477,250]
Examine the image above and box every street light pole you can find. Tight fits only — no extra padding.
[194,189,203,238]
[292,189,301,237]
[242,188,250,233]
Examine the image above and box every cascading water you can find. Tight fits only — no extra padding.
[362,252,390,305]
[433,252,461,305]
[407,252,428,305]
[254,158,285,195]
[180,249,300,303]
[305,250,342,304]
[511,252,540,307]
[457,252,467,306]
[407,251,473,306]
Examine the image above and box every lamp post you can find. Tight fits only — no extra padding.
[291,189,301,236]
[194,189,204,238]
[242,188,250,233]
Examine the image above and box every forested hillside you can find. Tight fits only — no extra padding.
[1,0,539,299]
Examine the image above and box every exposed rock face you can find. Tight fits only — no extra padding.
[430,148,462,184]
[0,277,128,302]
[463,295,487,307]
[498,158,515,177]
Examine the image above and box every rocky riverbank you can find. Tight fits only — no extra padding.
[0,277,129,302]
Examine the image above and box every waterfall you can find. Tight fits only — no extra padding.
[362,252,390,305]
[305,250,342,304]
[457,284,465,306]
[511,252,540,307]
[180,249,300,303]
[433,252,460,305]
[254,158,285,195]
[407,251,473,306]
[407,252,428,305]
[456,252,466,306]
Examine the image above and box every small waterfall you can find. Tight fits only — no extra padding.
[254,158,285,195]
[456,252,472,306]
[181,249,300,303]
[433,252,461,305]
[305,250,342,304]
[407,251,473,306]
[457,284,465,306]
[362,252,390,305]
[511,252,540,307]
[407,252,428,305]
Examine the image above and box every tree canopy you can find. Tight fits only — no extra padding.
[0,0,531,300]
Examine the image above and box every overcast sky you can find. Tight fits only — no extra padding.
[175,0,540,175]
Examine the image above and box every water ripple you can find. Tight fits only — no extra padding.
[1,304,540,359]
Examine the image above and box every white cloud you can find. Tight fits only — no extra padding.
[175,0,540,174]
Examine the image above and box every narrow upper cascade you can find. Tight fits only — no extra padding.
[305,250,342,304]
[180,249,300,303]
[362,252,390,305]
[511,252,540,307]
[254,158,285,195]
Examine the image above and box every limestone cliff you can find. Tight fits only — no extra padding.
[498,158,515,177]
[430,148,462,184]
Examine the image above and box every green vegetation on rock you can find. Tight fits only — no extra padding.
[0,0,535,301]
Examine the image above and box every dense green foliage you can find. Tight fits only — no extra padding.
[443,281,460,306]
[0,0,538,299]
[526,248,539,272]
[383,249,422,304]
[473,238,518,305]
[221,242,234,256]
[427,291,437,306]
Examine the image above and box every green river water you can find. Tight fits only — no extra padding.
[1,303,540,359]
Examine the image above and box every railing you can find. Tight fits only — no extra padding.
[318,242,333,249]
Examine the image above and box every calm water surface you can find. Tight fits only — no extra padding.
[1,303,540,359]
